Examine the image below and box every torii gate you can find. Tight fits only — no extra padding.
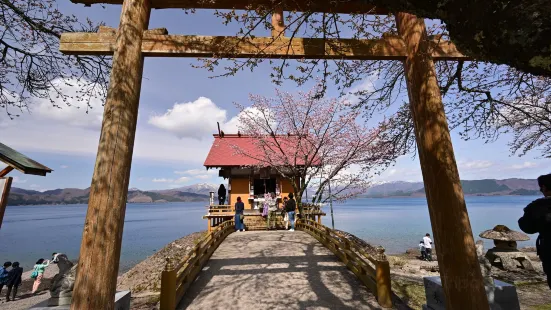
[60,0,489,309]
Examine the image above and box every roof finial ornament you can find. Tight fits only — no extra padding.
[220,130,225,138]
[238,130,242,137]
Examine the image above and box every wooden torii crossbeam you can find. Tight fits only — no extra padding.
[60,27,467,60]
[63,1,488,310]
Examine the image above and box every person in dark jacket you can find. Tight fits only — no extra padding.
[234,196,245,232]
[218,184,227,205]
[285,193,297,231]
[518,173,551,289]
[5,262,22,301]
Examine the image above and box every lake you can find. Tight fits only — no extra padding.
[0,195,540,272]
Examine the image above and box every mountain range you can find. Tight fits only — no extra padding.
[6,179,540,206]
[361,178,540,198]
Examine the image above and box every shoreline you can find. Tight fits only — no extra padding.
[6,193,542,207]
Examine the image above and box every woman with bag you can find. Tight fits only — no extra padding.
[234,196,245,232]
[31,258,50,294]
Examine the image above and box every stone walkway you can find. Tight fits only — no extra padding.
[178,231,384,310]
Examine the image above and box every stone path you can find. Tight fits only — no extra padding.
[178,231,384,310]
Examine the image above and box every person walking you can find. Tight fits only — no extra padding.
[218,184,227,205]
[5,262,23,301]
[235,196,245,232]
[286,193,297,232]
[0,261,12,296]
[423,233,433,261]
[31,258,50,294]
[519,173,551,289]
[282,197,289,230]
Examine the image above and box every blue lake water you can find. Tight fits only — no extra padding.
[0,196,540,272]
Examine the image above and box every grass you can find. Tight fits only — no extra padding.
[388,256,408,267]
[392,278,426,310]
[531,304,551,310]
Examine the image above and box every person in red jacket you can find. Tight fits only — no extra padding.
[518,174,551,289]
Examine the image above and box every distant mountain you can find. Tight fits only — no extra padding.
[155,183,220,196]
[7,178,540,206]
[362,178,539,198]
[7,187,210,206]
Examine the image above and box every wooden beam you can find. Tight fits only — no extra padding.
[71,0,388,14]
[70,0,151,309]
[60,32,467,60]
[395,12,489,310]
[0,166,13,177]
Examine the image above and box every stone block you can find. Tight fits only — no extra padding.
[30,291,131,310]
[422,276,520,310]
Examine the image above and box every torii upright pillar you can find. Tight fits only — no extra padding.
[395,13,489,309]
[71,0,151,309]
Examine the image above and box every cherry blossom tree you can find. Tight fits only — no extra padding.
[193,7,551,158]
[0,0,110,119]
[232,84,397,216]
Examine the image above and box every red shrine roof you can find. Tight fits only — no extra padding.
[204,134,314,168]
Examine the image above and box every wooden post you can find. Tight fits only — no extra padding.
[70,0,151,309]
[160,258,177,310]
[0,177,13,229]
[0,166,14,177]
[374,247,392,308]
[395,13,489,309]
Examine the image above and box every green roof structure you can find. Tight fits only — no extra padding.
[0,142,52,176]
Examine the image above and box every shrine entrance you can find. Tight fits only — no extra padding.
[60,1,489,309]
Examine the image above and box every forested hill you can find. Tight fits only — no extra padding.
[362,178,540,198]
[7,187,210,206]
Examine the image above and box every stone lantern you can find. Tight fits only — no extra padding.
[479,225,534,271]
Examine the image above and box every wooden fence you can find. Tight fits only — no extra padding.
[159,219,235,310]
[296,219,393,308]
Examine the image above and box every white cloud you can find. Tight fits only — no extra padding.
[60,165,69,169]
[511,161,538,169]
[33,78,104,130]
[458,160,494,170]
[12,176,27,184]
[152,177,191,183]
[148,97,226,140]
[194,175,212,180]
[174,169,216,175]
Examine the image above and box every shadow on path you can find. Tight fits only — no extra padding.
[178,231,383,310]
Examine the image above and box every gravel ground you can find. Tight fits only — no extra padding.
[0,264,59,310]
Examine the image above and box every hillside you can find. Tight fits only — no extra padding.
[363,178,539,198]
[7,187,210,206]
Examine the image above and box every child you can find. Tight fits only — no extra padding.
[0,261,12,296]
[5,262,23,301]
[418,241,426,260]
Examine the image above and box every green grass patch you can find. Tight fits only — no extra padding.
[531,304,551,310]
[392,278,426,310]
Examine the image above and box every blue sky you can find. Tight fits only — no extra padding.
[0,2,549,191]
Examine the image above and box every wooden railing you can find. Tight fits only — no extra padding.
[296,219,393,308]
[160,220,235,310]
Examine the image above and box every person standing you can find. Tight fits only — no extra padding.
[423,233,433,261]
[0,262,12,296]
[31,258,50,294]
[218,184,227,205]
[518,173,551,289]
[265,192,278,229]
[234,196,245,232]
[419,241,427,260]
[5,262,23,301]
[286,193,297,232]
